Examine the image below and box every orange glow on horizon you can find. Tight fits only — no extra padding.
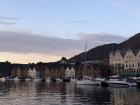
[0,52,62,64]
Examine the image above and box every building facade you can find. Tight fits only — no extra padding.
[109,49,140,75]
[75,61,110,79]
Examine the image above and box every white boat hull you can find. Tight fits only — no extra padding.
[14,77,20,81]
[0,77,6,82]
[76,80,99,85]
[34,78,42,82]
[71,78,76,82]
[107,80,137,87]
[25,78,31,81]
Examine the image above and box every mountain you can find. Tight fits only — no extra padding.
[119,33,140,50]
[68,33,140,64]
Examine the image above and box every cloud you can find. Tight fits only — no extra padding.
[0,16,19,20]
[78,33,126,43]
[0,21,15,25]
[0,16,20,26]
[0,31,84,57]
[0,31,126,63]
[70,20,91,24]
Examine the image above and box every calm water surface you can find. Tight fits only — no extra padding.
[0,81,140,105]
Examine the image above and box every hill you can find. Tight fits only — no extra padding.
[68,33,140,64]
[119,33,140,50]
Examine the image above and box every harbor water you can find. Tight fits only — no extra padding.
[0,81,140,105]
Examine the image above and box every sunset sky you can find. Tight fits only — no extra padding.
[0,0,140,63]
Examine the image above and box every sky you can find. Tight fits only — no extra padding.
[0,0,139,63]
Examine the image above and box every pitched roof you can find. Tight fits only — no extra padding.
[111,49,140,57]
[132,49,140,56]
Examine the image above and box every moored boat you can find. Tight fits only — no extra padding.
[25,78,32,81]
[107,78,136,87]
[71,78,76,82]
[5,76,13,81]
[76,76,100,85]
[0,77,6,82]
[14,77,20,82]
[95,77,106,85]
[34,77,42,82]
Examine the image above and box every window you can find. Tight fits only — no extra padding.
[126,65,128,67]
[132,65,134,67]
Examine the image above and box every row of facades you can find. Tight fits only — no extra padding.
[11,66,75,79]
[10,62,109,79]
[109,49,140,75]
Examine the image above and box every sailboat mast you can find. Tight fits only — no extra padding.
[85,41,87,62]
[83,41,87,77]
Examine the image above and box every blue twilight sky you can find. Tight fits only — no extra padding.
[0,0,140,37]
[0,0,139,63]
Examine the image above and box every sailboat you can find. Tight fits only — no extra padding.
[76,41,99,85]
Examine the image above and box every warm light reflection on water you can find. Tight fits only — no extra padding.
[0,81,139,105]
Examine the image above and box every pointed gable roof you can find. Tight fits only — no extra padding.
[119,50,127,57]
[132,49,140,56]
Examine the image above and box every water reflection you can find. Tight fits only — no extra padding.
[76,85,111,105]
[0,81,139,105]
[110,87,140,105]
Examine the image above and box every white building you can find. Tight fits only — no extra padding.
[109,50,124,74]
[70,67,75,79]
[27,67,37,79]
[124,49,138,72]
[109,49,140,75]
[65,67,75,79]
[110,50,124,65]
[28,68,32,77]
[65,67,71,78]
[32,67,37,78]
[136,50,140,71]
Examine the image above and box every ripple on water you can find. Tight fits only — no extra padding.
[0,81,139,105]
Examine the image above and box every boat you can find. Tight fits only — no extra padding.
[0,77,6,82]
[95,77,106,85]
[14,77,20,82]
[76,76,99,85]
[25,78,32,81]
[71,78,76,82]
[5,76,13,81]
[107,76,137,87]
[56,78,63,82]
[76,41,99,85]
[34,77,42,82]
